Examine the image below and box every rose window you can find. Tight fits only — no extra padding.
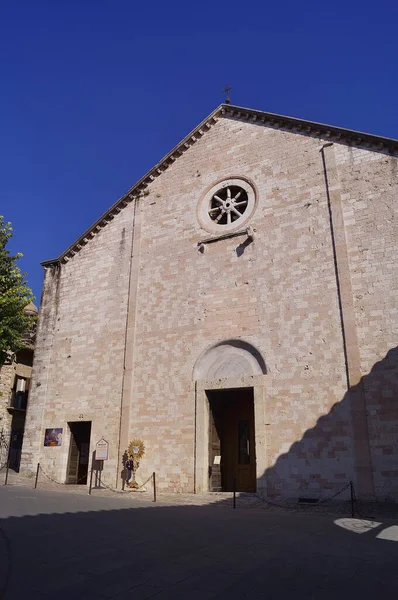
[197,177,257,234]
[208,186,249,226]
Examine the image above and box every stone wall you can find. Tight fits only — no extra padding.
[0,360,14,431]
[130,119,355,496]
[20,206,135,482]
[21,114,398,499]
[336,147,398,500]
[0,351,33,433]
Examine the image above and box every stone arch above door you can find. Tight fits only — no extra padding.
[193,339,267,381]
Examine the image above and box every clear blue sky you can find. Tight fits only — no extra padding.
[1,0,397,302]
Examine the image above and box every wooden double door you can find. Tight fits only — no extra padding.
[208,388,256,492]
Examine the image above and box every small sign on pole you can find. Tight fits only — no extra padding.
[95,437,109,461]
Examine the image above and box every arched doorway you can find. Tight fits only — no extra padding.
[193,340,267,494]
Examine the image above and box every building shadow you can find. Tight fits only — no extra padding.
[0,490,397,599]
[258,345,398,504]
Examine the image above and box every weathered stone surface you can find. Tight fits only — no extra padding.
[20,113,398,501]
[0,360,15,430]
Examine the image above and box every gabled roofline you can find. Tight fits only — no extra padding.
[42,103,398,267]
[225,104,398,148]
[41,104,224,267]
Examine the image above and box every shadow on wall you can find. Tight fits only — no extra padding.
[261,346,398,502]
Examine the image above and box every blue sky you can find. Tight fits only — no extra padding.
[1,0,397,301]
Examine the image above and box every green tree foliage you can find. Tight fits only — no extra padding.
[0,216,36,362]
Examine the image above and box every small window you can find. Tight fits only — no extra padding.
[11,377,28,410]
[15,377,26,393]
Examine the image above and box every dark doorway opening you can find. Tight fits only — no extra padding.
[67,422,91,484]
[207,387,256,492]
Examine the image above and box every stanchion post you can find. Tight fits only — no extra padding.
[153,472,156,503]
[4,458,10,486]
[5,429,12,486]
[88,468,94,495]
[350,481,355,517]
[34,462,40,489]
[122,472,125,491]
[99,460,104,489]
[233,478,236,509]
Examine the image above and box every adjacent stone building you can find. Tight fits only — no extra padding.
[21,104,398,501]
[0,302,38,470]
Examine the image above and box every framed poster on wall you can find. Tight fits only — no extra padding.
[44,428,63,447]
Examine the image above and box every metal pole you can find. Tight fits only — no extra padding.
[4,430,12,486]
[99,461,103,489]
[233,478,236,509]
[34,462,40,489]
[153,472,156,502]
[88,468,94,495]
[122,470,125,491]
[350,481,355,517]
[4,458,10,486]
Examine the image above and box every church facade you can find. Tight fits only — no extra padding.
[21,104,398,501]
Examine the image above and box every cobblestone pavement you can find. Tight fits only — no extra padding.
[0,484,398,599]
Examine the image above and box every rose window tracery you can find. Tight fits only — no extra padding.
[208,185,249,226]
[197,177,257,234]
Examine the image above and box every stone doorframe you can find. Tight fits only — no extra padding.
[194,375,267,494]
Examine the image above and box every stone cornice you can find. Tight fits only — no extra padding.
[224,104,398,154]
[41,104,398,267]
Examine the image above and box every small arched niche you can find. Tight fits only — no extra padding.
[193,339,267,381]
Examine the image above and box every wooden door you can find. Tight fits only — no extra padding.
[78,442,90,483]
[209,410,222,491]
[67,430,79,484]
[223,389,256,492]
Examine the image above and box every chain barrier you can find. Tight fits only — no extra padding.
[317,480,352,504]
[38,464,153,495]
[351,484,375,520]
[38,465,88,486]
[97,474,153,495]
[1,462,381,518]
[35,469,362,513]
[254,480,353,510]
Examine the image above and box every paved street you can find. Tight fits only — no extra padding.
[0,485,397,599]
